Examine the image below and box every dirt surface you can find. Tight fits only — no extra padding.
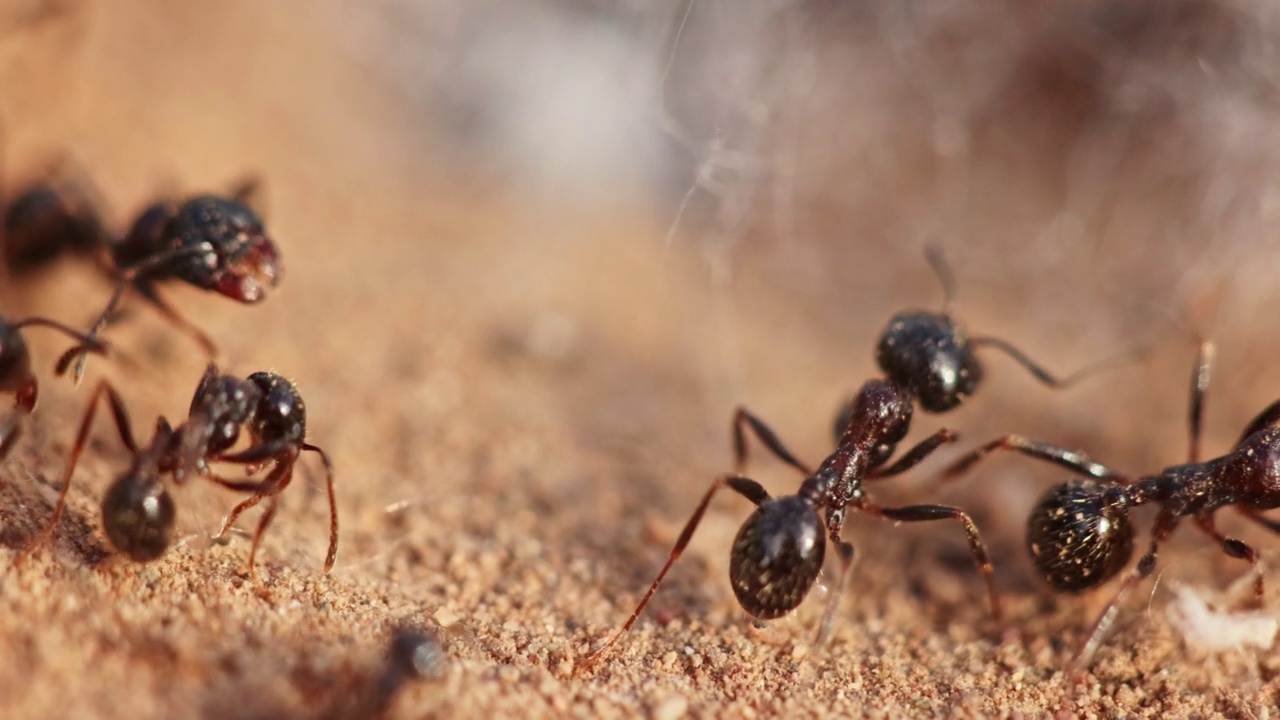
[3,2,1280,718]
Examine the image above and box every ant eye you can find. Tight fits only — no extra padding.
[101,474,175,562]
[729,496,825,619]
[1026,480,1133,593]
[876,312,982,413]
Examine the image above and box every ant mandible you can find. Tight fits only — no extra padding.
[61,178,280,380]
[25,364,336,577]
[940,340,1280,669]
[0,155,279,380]
[0,314,106,458]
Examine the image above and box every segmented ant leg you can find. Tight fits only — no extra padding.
[1238,507,1280,535]
[1072,511,1179,674]
[214,462,293,580]
[867,427,957,480]
[732,406,814,475]
[1194,514,1264,605]
[301,443,339,572]
[63,245,211,380]
[577,474,771,672]
[244,496,280,582]
[1235,398,1280,448]
[857,500,1002,622]
[813,538,855,647]
[0,376,37,459]
[21,380,136,560]
[942,435,1128,484]
[1188,341,1214,463]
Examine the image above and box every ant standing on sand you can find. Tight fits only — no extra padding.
[580,249,1107,668]
[24,363,336,577]
[0,314,106,458]
[941,340,1280,669]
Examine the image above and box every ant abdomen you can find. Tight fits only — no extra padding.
[101,473,176,562]
[876,312,982,414]
[1026,480,1134,593]
[729,496,825,619]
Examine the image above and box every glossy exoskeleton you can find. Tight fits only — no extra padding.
[25,364,335,576]
[942,341,1280,667]
[580,378,999,668]
[63,184,280,379]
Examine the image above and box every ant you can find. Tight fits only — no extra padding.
[0,155,278,380]
[63,178,279,380]
[580,248,1111,668]
[25,364,336,577]
[939,340,1280,669]
[0,314,106,458]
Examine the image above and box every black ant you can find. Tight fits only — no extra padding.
[579,248,1114,668]
[0,156,278,379]
[25,364,336,576]
[63,179,279,380]
[940,340,1280,669]
[0,314,106,458]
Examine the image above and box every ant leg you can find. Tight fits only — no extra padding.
[1195,514,1264,604]
[813,538,855,646]
[868,427,957,480]
[301,443,339,572]
[1188,341,1213,463]
[21,380,136,558]
[62,246,212,380]
[577,474,771,671]
[1072,512,1179,673]
[213,459,291,532]
[857,500,1002,622]
[942,434,1128,484]
[732,406,813,476]
[1238,507,1280,534]
[13,317,110,378]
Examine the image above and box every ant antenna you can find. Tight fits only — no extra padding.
[924,244,957,316]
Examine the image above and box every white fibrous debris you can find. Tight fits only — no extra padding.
[1164,583,1278,653]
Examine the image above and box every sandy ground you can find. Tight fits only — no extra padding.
[2,1,1280,718]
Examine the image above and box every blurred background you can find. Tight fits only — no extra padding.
[2,0,1280,715]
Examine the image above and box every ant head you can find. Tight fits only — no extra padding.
[1026,479,1133,593]
[247,372,307,446]
[875,311,982,413]
[0,318,31,393]
[166,195,282,303]
[728,496,826,619]
[101,472,176,562]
